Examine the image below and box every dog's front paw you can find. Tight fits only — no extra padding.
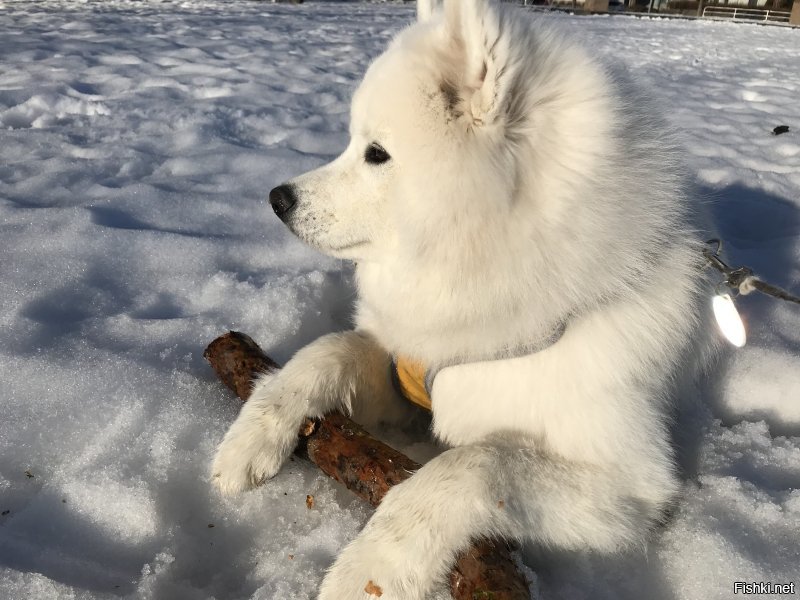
[211,403,298,495]
[319,532,445,600]
[318,539,396,600]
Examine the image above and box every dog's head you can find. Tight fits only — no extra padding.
[269,0,536,262]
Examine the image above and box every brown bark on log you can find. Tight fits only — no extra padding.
[204,331,531,600]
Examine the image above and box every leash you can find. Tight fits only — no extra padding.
[703,239,800,306]
[703,238,800,347]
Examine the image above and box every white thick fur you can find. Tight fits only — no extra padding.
[212,1,717,597]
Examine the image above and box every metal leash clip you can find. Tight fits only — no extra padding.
[704,239,800,304]
[702,239,800,348]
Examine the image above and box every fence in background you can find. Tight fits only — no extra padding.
[701,5,792,23]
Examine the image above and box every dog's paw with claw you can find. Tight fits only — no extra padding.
[318,530,445,600]
[211,403,299,495]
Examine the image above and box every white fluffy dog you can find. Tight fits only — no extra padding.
[212,0,715,597]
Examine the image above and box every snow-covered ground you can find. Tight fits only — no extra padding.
[1,2,798,599]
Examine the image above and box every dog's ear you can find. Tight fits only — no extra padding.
[441,0,511,127]
[417,0,443,22]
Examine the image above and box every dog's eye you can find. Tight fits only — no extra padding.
[364,143,391,165]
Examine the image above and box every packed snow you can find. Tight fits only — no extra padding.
[1,2,798,599]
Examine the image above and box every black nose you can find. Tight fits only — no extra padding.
[269,184,297,221]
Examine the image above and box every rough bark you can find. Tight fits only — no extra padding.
[204,331,531,600]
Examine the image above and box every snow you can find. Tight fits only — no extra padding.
[0,2,798,599]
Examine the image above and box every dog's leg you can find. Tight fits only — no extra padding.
[319,442,663,600]
[211,330,408,495]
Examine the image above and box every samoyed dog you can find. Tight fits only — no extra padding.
[212,0,715,597]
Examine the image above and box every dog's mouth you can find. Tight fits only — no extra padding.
[328,239,370,252]
[291,227,371,258]
[282,210,370,258]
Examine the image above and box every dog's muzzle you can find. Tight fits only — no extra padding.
[269,184,297,222]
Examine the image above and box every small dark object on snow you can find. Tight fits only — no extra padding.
[204,331,531,600]
[772,125,790,135]
[1,510,9,516]
[24,469,34,479]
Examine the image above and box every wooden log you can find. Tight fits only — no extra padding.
[204,331,532,600]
